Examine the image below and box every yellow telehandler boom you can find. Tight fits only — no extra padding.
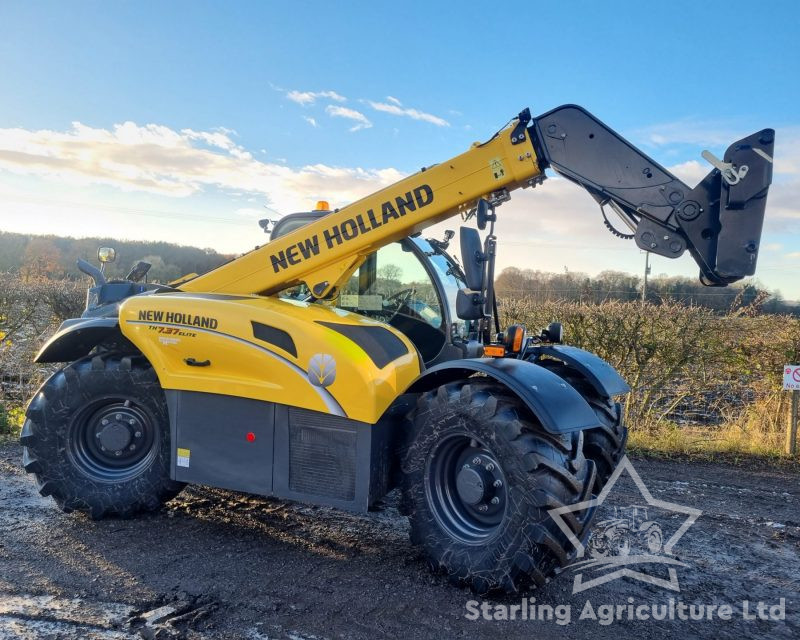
[180,105,774,298]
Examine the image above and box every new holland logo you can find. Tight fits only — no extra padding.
[308,354,336,387]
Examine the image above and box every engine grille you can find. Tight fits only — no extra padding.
[288,408,357,501]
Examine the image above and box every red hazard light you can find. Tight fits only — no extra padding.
[246,432,256,442]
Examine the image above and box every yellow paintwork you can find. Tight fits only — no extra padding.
[119,114,541,424]
[119,292,421,424]
[180,117,542,298]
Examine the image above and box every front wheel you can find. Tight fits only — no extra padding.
[21,354,183,518]
[401,381,596,594]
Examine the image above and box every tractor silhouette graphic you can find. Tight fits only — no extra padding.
[588,505,664,558]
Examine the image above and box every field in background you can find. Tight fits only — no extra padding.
[2,273,799,459]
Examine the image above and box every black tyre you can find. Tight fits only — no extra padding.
[20,354,183,518]
[537,360,627,492]
[401,381,596,594]
[582,395,627,490]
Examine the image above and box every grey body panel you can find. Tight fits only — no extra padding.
[165,390,390,512]
[534,345,630,398]
[35,317,119,363]
[166,391,275,495]
[406,358,602,433]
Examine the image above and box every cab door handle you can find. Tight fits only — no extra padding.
[184,357,211,367]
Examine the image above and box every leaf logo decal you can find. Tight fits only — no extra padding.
[308,353,336,387]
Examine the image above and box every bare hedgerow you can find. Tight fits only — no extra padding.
[500,298,800,450]
[0,274,85,433]
[1,275,798,453]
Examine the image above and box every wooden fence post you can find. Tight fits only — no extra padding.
[788,390,798,456]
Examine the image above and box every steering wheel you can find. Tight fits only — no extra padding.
[379,288,415,323]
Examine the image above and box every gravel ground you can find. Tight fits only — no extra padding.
[1,441,798,639]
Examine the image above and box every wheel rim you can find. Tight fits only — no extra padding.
[424,433,508,545]
[68,397,158,482]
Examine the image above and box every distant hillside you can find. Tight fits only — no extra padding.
[0,230,233,283]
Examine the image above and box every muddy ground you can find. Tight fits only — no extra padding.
[1,441,798,640]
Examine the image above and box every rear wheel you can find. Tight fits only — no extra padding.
[582,396,627,490]
[401,381,595,594]
[537,360,627,491]
[21,354,183,518]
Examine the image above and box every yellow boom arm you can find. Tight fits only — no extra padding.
[181,104,775,294]
[180,118,542,299]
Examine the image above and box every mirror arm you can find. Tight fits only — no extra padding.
[76,258,106,286]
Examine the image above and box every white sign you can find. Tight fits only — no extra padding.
[783,365,800,391]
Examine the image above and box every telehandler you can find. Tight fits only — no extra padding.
[22,105,774,593]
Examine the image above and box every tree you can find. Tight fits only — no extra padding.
[20,238,63,280]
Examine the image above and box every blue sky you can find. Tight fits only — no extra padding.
[0,1,798,296]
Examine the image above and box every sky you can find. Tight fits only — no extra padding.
[0,0,798,297]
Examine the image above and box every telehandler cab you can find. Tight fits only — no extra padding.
[23,105,774,593]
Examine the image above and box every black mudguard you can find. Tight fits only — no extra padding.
[406,357,601,434]
[533,345,630,398]
[35,317,119,363]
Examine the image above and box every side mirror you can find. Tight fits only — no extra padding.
[541,322,564,343]
[98,247,116,264]
[459,227,485,291]
[456,289,484,320]
[476,198,496,231]
[126,261,152,283]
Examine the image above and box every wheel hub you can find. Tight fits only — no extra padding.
[455,467,485,505]
[69,399,157,481]
[89,407,145,459]
[455,450,506,518]
[426,434,509,545]
[97,422,132,452]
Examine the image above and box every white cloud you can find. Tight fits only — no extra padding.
[286,89,346,106]
[667,160,707,185]
[325,105,372,132]
[367,100,449,127]
[386,96,402,106]
[1,117,798,296]
[0,121,401,212]
[303,116,318,128]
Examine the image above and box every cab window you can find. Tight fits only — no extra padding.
[339,241,447,363]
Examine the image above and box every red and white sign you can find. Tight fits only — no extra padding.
[783,365,800,391]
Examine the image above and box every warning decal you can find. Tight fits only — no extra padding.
[489,157,506,181]
[177,448,191,468]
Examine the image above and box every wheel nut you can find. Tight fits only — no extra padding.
[485,463,495,472]
[462,463,470,470]
[115,451,122,456]
[129,419,136,426]
[101,419,109,426]
[493,479,503,488]
[115,414,122,420]
[491,497,500,505]
[478,505,488,512]
[472,457,481,465]
[100,446,106,451]
[134,431,142,438]
[129,445,136,451]
[96,433,101,438]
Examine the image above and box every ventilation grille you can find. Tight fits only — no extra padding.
[288,408,357,501]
